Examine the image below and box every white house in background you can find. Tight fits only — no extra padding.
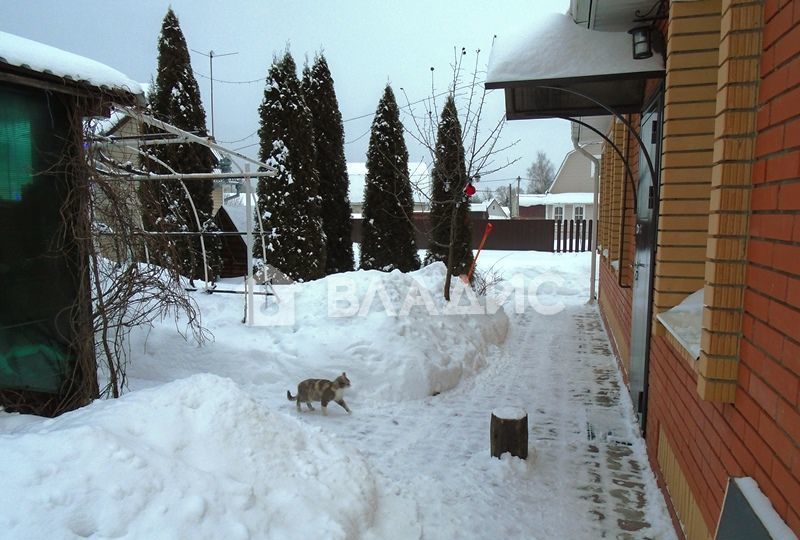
[347,162,431,216]
[518,145,600,220]
[470,198,510,219]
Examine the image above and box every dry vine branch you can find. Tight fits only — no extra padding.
[80,104,209,400]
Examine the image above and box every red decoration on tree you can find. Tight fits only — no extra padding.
[464,183,476,197]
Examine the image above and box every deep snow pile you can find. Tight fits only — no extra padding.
[0,260,508,540]
[126,261,509,403]
[0,375,376,539]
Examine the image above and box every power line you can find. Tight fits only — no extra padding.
[193,69,266,85]
[191,49,239,137]
[216,130,259,145]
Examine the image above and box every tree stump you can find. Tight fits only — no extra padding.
[490,407,528,459]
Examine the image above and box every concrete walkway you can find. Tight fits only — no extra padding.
[305,299,678,539]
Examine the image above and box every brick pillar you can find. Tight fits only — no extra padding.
[654,0,721,317]
[610,119,625,264]
[698,0,764,402]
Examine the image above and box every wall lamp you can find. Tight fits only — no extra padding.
[628,26,653,59]
[628,0,667,60]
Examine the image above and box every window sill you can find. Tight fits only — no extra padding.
[654,289,704,370]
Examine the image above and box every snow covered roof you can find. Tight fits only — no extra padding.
[0,31,144,99]
[92,84,151,134]
[469,199,510,218]
[519,192,595,207]
[222,194,257,232]
[470,201,492,212]
[485,13,664,118]
[486,13,663,86]
[348,162,430,204]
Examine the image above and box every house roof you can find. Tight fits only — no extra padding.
[547,147,599,194]
[347,162,431,204]
[484,13,664,118]
[221,194,255,233]
[519,192,595,207]
[0,31,144,101]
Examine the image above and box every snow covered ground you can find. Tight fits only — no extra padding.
[0,250,678,539]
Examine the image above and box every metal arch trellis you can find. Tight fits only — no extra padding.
[534,82,664,290]
[536,84,661,188]
[89,105,279,324]
[559,115,639,209]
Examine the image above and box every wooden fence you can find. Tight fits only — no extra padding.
[351,217,593,253]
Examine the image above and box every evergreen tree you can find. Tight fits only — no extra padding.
[140,7,220,280]
[255,51,325,282]
[425,95,474,277]
[360,85,420,272]
[301,54,354,274]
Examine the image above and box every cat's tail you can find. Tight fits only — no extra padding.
[287,390,296,401]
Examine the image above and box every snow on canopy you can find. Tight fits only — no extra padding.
[0,30,143,97]
[486,13,664,85]
[518,192,596,207]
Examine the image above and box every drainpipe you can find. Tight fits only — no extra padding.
[572,126,599,304]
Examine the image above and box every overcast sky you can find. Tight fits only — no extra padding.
[1,0,574,191]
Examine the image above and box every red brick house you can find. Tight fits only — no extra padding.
[487,1,800,538]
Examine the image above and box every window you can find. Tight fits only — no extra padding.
[574,205,585,221]
[0,117,32,201]
[1,86,75,394]
[553,205,564,221]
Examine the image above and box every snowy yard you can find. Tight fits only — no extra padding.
[0,251,677,540]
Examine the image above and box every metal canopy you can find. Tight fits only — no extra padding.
[485,13,664,119]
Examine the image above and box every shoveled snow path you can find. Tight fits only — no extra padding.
[291,302,678,540]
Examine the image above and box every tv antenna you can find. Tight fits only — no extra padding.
[192,49,238,138]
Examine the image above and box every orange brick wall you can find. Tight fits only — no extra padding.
[599,261,633,379]
[646,336,737,536]
[741,0,800,531]
[644,1,800,536]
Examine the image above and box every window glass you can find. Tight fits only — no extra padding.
[0,85,75,394]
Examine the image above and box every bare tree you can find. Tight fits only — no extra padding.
[400,46,519,299]
[493,185,521,206]
[526,151,555,194]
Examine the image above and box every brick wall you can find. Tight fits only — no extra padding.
[599,261,633,379]
[644,1,800,537]
[654,0,721,315]
[741,0,800,531]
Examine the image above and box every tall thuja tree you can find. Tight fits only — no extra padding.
[301,54,353,274]
[425,95,474,292]
[360,85,419,272]
[141,7,220,281]
[255,51,325,282]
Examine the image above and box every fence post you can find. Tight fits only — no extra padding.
[580,220,586,252]
[567,219,575,253]
[555,221,561,253]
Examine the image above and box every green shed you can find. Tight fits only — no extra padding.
[0,31,143,415]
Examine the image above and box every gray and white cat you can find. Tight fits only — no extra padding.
[287,372,352,415]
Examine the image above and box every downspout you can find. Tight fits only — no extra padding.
[572,124,599,304]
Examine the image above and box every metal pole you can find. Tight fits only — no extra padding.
[573,140,600,304]
[209,50,214,137]
[245,165,254,325]
[115,105,268,170]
